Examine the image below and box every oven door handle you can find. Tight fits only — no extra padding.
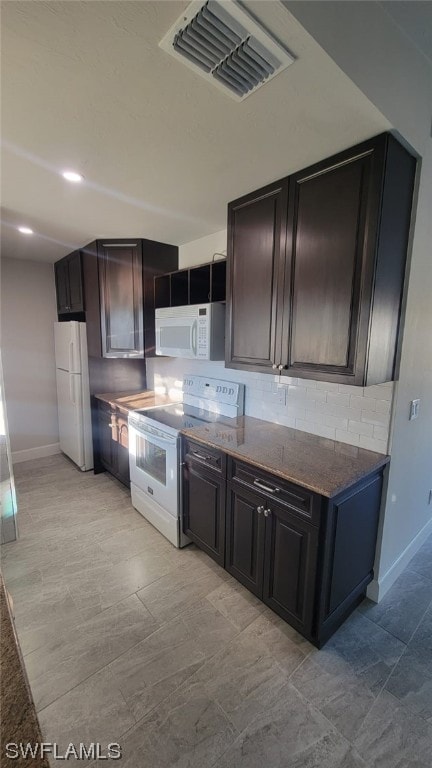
[129,421,177,445]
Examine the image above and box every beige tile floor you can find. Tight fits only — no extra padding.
[2,454,432,766]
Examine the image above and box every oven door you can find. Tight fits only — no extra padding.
[128,419,179,516]
[155,317,198,358]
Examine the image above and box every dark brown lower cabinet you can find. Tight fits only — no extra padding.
[225,484,265,596]
[181,437,384,647]
[97,403,115,473]
[225,483,317,636]
[316,473,384,645]
[263,501,318,637]
[116,416,130,486]
[96,402,130,487]
[182,456,225,567]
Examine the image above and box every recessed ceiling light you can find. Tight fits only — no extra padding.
[18,226,33,235]
[62,170,84,183]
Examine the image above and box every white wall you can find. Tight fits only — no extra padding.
[0,258,59,461]
[285,1,432,598]
[179,230,227,269]
[149,230,394,455]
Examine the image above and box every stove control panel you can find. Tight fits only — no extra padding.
[182,375,245,418]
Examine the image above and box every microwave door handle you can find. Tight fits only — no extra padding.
[191,320,197,356]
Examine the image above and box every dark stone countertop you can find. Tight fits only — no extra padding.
[181,415,389,498]
[0,575,49,767]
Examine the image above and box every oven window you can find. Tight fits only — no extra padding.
[136,435,166,486]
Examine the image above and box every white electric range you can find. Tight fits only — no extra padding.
[128,375,244,547]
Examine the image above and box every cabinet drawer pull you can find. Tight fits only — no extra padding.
[253,478,280,494]
[257,505,265,514]
[263,508,272,517]
[192,451,211,462]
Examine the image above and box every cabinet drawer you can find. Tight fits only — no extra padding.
[183,438,225,475]
[228,458,320,525]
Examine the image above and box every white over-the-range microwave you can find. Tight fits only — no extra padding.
[155,303,225,360]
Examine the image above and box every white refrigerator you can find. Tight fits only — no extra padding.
[54,321,93,471]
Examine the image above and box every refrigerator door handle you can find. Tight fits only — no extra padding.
[69,340,75,373]
[69,374,75,405]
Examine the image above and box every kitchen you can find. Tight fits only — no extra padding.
[2,4,430,764]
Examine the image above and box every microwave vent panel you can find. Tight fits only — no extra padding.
[159,0,295,101]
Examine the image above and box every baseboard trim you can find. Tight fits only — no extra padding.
[367,516,432,602]
[12,442,61,464]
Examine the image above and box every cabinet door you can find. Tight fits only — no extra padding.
[67,251,84,312]
[263,501,318,637]
[183,461,225,566]
[284,136,385,383]
[225,484,266,597]
[55,257,70,313]
[82,241,101,357]
[97,405,115,473]
[116,418,130,487]
[226,179,288,373]
[99,242,144,358]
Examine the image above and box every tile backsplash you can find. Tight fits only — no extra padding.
[146,358,393,454]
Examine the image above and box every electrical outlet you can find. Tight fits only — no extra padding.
[409,399,420,420]
[272,385,287,406]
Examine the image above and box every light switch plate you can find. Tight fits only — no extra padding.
[272,385,287,406]
[409,399,420,420]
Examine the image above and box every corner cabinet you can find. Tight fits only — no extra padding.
[226,133,416,385]
[54,250,84,315]
[98,241,144,359]
[181,436,386,647]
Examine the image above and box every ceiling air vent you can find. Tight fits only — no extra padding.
[159,0,295,101]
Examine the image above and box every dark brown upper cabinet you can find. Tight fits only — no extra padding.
[285,134,416,385]
[98,240,144,359]
[226,133,416,385]
[226,179,288,373]
[54,250,84,315]
[81,238,178,360]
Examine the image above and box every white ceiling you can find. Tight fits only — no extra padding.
[380,1,432,65]
[1,0,391,263]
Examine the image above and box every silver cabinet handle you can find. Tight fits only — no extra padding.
[253,478,280,494]
[272,364,277,370]
[263,508,272,517]
[257,505,265,514]
[191,451,211,462]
